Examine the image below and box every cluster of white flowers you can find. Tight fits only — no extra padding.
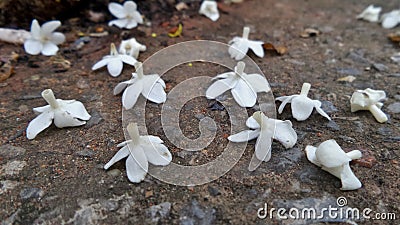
[357,4,400,29]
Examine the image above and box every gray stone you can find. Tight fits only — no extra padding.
[180,200,216,225]
[377,127,392,136]
[394,95,400,100]
[194,114,205,120]
[326,120,340,131]
[76,149,95,157]
[107,169,121,177]
[20,187,44,200]
[346,50,369,65]
[336,68,362,76]
[207,186,220,196]
[85,110,104,128]
[387,102,400,113]
[0,180,19,194]
[0,160,27,175]
[296,167,332,184]
[146,202,171,222]
[320,101,338,114]
[372,63,388,72]
[339,135,355,142]
[353,121,364,132]
[100,199,119,211]
[0,144,26,159]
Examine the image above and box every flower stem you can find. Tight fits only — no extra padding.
[127,123,141,144]
[252,111,263,126]
[135,62,144,79]
[300,83,311,96]
[368,104,388,123]
[41,89,59,109]
[346,150,362,160]
[110,43,118,56]
[242,27,250,39]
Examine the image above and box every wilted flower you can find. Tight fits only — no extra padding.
[228,111,297,169]
[350,88,388,123]
[381,9,400,29]
[114,62,166,109]
[23,19,65,56]
[199,0,220,21]
[92,43,137,77]
[276,83,331,121]
[206,61,270,107]
[228,26,264,60]
[356,5,382,22]
[305,139,362,191]
[119,38,146,58]
[26,89,91,139]
[104,123,172,183]
[108,1,143,29]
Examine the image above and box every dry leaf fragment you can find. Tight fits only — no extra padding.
[0,61,13,82]
[388,32,400,44]
[175,2,189,11]
[300,28,320,38]
[262,43,287,55]
[168,24,183,38]
[337,75,356,82]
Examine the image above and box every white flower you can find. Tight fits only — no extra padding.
[199,0,220,21]
[228,111,297,169]
[119,38,146,59]
[276,83,331,121]
[350,88,388,123]
[114,62,166,109]
[206,61,270,107]
[381,10,400,29]
[228,26,264,60]
[108,1,143,29]
[305,139,362,191]
[23,19,65,56]
[356,5,382,22]
[92,43,137,77]
[26,89,91,139]
[104,123,172,183]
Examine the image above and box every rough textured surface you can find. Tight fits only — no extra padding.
[0,0,399,224]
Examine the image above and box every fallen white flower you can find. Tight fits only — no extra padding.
[23,19,65,56]
[104,123,172,183]
[228,111,297,167]
[0,28,30,44]
[26,89,91,139]
[199,0,220,22]
[305,139,362,191]
[356,5,382,22]
[114,62,166,109]
[92,43,137,77]
[381,10,400,29]
[350,88,388,123]
[228,26,264,60]
[206,61,270,107]
[119,38,146,59]
[108,1,143,29]
[276,83,331,121]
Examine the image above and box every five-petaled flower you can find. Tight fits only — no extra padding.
[26,89,91,139]
[305,139,362,191]
[108,1,143,29]
[104,123,172,183]
[206,61,270,107]
[228,111,297,170]
[92,43,137,77]
[228,26,264,60]
[119,38,146,59]
[114,62,167,109]
[199,0,220,21]
[23,19,65,56]
[276,83,331,121]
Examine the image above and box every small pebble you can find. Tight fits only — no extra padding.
[320,100,338,113]
[76,149,95,158]
[207,186,220,196]
[20,187,44,200]
[350,149,377,168]
[146,202,171,222]
[387,102,400,113]
[107,169,121,177]
[372,63,388,72]
[85,110,104,128]
[377,127,392,136]
[0,144,26,159]
[326,120,340,131]
[336,68,362,76]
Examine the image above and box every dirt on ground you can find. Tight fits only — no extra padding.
[0,0,399,224]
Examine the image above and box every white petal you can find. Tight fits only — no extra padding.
[247,40,264,58]
[41,20,61,36]
[119,55,137,66]
[125,19,138,29]
[246,116,260,129]
[276,95,295,114]
[124,1,138,12]
[305,145,320,166]
[50,32,65,45]
[114,80,132,95]
[291,96,315,121]
[206,77,237,99]
[213,72,234,80]
[117,140,132,148]
[255,130,273,162]
[33,105,51,113]
[313,100,331,120]
[24,39,43,55]
[141,135,164,144]
[340,164,362,190]
[122,81,143,110]
[228,129,260,142]
[315,140,351,168]
[142,143,172,166]
[231,79,257,107]
[108,18,129,28]
[142,82,166,103]
[108,2,127,18]
[30,19,41,39]
[228,39,248,60]
[63,101,91,120]
[131,11,143,24]
[53,110,86,128]
[126,146,148,183]
[26,111,54,139]
[245,73,270,93]
[104,145,130,169]
[92,58,112,71]
[382,16,399,29]
[41,42,59,56]
[107,58,124,77]
[269,119,297,148]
